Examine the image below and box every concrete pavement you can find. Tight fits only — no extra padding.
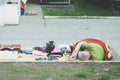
[0,3,120,61]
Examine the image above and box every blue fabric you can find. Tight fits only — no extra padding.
[21,8,25,15]
[22,49,32,54]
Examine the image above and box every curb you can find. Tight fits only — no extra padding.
[44,16,120,19]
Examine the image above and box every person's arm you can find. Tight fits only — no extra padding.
[70,42,85,58]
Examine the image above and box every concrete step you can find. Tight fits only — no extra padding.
[42,5,74,11]
[41,0,70,5]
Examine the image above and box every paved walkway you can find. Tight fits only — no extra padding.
[25,3,43,18]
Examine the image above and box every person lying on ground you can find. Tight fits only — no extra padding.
[70,38,114,61]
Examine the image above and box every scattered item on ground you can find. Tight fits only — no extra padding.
[12,48,23,53]
[25,10,38,15]
[0,51,18,60]
[47,52,63,57]
[12,44,22,53]
[33,47,41,51]
[0,44,21,52]
[56,44,71,53]
[11,44,21,49]
[1,48,12,51]
[32,50,45,56]
[33,46,46,53]
[47,46,63,57]
[58,53,70,61]
[39,44,46,51]
[48,44,72,61]
[22,47,32,54]
[46,41,55,53]
[0,44,12,50]
[52,47,61,53]
[35,57,46,61]
[47,55,59,61]
[0,44,21,49]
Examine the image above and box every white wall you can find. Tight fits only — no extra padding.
[0,5,4,26]
[0,0,20,26]
[4,3,20,24]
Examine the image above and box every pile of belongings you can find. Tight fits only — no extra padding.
[32,41,71,61]
[0,44,21,60]
[25,10,38,15]
[0,38,115,61]
[0,41,71,61]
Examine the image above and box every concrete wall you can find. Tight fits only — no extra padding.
[0,0,4,26]
[0,0,20,26]
[4,3,20,24]
[0,5,4,26]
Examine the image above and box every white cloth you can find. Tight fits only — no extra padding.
[57,44,71,52]
[70,42,85,57]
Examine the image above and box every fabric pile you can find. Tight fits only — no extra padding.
[0,38,115,61]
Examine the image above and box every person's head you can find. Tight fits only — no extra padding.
[78,51,90,61]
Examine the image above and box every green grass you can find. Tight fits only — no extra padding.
[108,66,120,79]
[0,62,120,80]
[42,7,77,16]
[42,0,120,16]
[0,77,16,80]
[4,63,37,73]
[98,74,111,80]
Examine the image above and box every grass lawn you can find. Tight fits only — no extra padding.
[42,0,120,16]
[0,62,120,80]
